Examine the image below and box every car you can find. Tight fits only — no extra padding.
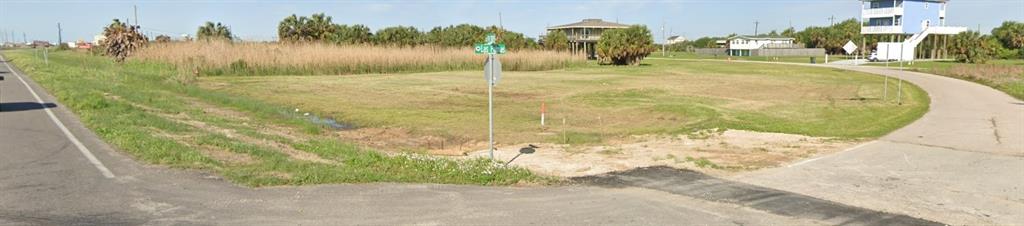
[868,50,879,62]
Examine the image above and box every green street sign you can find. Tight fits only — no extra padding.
[485,33,497,44]
[474,43,506,54]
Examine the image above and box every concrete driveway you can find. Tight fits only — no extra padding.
[736,65,1024,225]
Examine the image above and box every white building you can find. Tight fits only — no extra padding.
[861,0,966,61]
[667,35,687,44]
[726,35,796,56]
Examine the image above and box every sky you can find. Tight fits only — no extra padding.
[1,0,1022,43]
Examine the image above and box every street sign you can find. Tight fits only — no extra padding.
[474,43,506,54]
[485,33,496,44]
[484,56,502,85]
[843,40,858,54]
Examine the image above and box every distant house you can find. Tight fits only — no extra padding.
[547,19,630,59]
[93,35,106,45]
[667,36,687,44]
[30,40,52,48]
[727,35,798,56]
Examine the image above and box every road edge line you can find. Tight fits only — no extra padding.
[1,54,116,179]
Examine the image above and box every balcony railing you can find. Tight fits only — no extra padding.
[862,25,903,34]
[862,7,903,18]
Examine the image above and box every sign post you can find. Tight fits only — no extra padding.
[475,33,506,160]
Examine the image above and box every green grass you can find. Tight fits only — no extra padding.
[866,60,1024,100]
[650,51,829,64]
[201,55,930,148]
[2,49,549,187]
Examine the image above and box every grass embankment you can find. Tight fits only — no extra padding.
[2,49,548,186]
[868,60,1024,100]
[134,41,584,76]
[203,57,929,150]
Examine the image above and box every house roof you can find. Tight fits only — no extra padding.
[548,19,630,29]
[668,35,682,40]
[729,35,794,41]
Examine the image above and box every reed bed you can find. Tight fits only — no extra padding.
[135,41,585,76]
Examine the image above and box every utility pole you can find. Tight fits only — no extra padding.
[57,23,62,46]
[134,5,139,26]
[23,32,26,44]
[754,21,759,36]
[829,15,836,26]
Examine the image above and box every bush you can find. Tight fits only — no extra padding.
[542,30,569,51]
[596,25,656,65]
[951,31,994,64]
[101,19,147,62]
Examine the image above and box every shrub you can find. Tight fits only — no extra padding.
[951,31,994,64]
[197,22,233,41]
[542,30,569,51]
[596,25,656,65]
[101,19,147,62]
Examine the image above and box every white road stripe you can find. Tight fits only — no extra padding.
[1,55,115,178]
[788,141,878,168]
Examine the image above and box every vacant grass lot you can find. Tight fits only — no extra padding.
[202,57,929,151]
[867,60,1024,100]
[2,49,547,186]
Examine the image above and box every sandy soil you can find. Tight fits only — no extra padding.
[466,129,858,177]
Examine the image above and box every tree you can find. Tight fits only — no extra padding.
[374,26,422,46]
[278,14,303,42]
[101,19,147,62]
[486,26,537,50]
[333,24,372,44]
[950,31,994,63]
[425,24,487,47]
[596,25,656,65]
[154,35,171,43]
[542,30,569,51]
[197,21,232,41]
[991,21,1024,49]
[781,27,797,38]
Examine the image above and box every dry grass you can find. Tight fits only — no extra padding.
[134,41,584,76]
[896,60,1024,100]
[200,59,930,154]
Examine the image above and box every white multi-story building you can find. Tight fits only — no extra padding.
[861,0,966,61]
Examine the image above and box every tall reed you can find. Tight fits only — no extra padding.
[134,41,584,76]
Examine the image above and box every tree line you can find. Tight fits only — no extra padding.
[275,13,542,50]
[666,19,1023,63]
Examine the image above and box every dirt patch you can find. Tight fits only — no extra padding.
[107,93,331,164]
[335,127,476,155]
[148,128,257,165]
[468,129,856,177]
[184,97,310,143]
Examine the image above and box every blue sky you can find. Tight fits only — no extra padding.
[1,0,1021,43]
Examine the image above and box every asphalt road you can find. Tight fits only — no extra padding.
[1,55,1016,225]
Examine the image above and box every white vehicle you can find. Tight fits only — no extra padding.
[868,50,879,62]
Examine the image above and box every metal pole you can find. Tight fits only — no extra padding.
[884,43,890,101]
[898,43,904,105]
[43,47,48,65]
[488,53,494,160]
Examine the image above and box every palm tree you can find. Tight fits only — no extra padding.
[102,19,147,62]
[278,14,302,42]
[197,21,232,41]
